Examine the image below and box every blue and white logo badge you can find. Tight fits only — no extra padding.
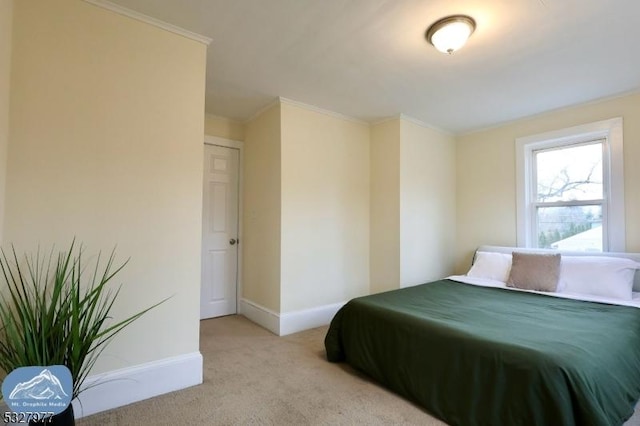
[1,366,72,415]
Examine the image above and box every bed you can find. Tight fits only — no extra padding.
[324,246,640,426]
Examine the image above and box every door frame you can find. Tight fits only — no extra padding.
[203,134,243,315]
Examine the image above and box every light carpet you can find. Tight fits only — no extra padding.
[77,315,640,426]
[78,315,442,425]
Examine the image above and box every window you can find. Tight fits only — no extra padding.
[516,118,624,252]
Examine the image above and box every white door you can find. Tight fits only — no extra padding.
[201,144,239,319]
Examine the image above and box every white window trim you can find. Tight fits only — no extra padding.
[515,117,625,251]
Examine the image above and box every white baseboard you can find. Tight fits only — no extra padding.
[280,302,345,336]
[239,298,345,336]
[239,298,280,335]
[72,351,203,418]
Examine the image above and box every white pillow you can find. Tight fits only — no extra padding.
[559,256,640,300]
[467,251,512,282]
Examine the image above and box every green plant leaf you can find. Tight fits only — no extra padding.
[0,241,168,400]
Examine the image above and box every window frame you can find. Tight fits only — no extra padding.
[515,117,625,252]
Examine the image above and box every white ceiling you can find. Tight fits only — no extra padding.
[108,0,640,134]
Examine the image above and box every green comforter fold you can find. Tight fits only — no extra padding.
[325,279,640,426]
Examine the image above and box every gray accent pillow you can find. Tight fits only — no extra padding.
[506,252,561,292]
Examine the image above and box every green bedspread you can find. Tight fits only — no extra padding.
[325,279,640,426]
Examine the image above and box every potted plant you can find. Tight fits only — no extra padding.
[0,241,166,425]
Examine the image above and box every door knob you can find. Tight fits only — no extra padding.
[229,238,237,245]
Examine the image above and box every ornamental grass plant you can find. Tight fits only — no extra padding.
[0,240,165,402]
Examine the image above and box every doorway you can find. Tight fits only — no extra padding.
[201,138,241,319]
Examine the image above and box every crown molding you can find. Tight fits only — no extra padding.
[278,97,368,125]
[399,114,453,135]
[245,97,368,125]
[244,98,281,124]
[370,115,401,126]
[372,114,452,135]
[458,87,640,137]
[204,112,244,125]
[245,98,454,132]
[83,0,212,45]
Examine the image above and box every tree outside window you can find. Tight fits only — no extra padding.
[534,142,603,251]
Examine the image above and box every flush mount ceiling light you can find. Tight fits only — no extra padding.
[426,15,476,54]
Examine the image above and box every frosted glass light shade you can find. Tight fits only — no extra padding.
[426,15,476,54]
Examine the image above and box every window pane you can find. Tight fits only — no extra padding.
[536,142,603,202]
[537,205,602,251]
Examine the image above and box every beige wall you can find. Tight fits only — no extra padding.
[243,104,281,312]
[0,0,12,241]
[370,119,401,293]
[369,118,457,292]
[6,0,207,374]
[204,113,245,141]
[456,92,640,273]
[400,120,456,286]
[280,103,370,312]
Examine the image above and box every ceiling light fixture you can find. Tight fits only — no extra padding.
[426,15,476,55]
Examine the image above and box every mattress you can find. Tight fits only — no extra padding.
[325,279,640,426]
